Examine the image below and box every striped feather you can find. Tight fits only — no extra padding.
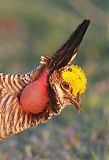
[0,65,55,140]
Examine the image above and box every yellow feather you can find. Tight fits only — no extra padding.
[61,65,87,96]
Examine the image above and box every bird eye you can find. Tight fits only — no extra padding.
[62,81,70,89]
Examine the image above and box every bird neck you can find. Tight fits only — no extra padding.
[20,69,49,114]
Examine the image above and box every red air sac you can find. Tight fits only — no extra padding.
[20,71,49,114]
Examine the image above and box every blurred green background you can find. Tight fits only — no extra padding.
[0,0,109,160]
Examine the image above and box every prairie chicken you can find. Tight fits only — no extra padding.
[0,19,90,140]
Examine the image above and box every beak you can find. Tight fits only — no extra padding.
[47,19,90,73]
[69,92,82,112]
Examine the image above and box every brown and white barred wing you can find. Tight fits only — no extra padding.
[0,66,45,140]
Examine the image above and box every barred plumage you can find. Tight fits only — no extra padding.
[0,65,55,140]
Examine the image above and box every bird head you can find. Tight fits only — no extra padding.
[48,65,87,112]
[46,19,90,113]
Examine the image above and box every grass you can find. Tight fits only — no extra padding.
[0,0,109,159]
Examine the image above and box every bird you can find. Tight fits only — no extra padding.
[0,19,90,140]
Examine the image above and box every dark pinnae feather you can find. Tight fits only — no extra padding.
[47,19,90,72]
